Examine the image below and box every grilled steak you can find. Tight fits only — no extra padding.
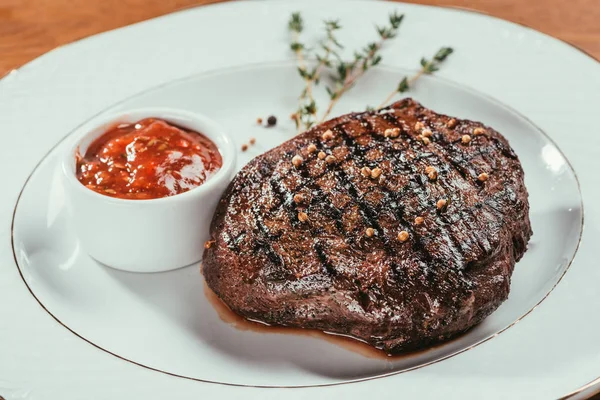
[203,99,531,354]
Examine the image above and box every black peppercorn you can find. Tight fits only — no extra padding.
[267,115,277,127]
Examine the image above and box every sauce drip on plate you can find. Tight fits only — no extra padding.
[203,281,467,360]
[204,281,405,360]
[77,118,222,199]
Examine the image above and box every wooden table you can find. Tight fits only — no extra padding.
[0,0,598,398]
[0,0,598,76]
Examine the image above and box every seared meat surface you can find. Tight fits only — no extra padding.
[203,99,531,354]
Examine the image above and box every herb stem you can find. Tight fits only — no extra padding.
[292,30,308,131]
[292,19,341,132]
[319,41,384,123]
[294,32,313,99]
[319,60,371,122]
[378,69,424,109]
[378,47,453,109]
[298,40,333,130]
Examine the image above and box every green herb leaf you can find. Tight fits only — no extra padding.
[397,77,409,92]
[326,86,338,100]
[332,36,344,49]
[372,55,382,66]
[324,19,341,31]
[337,63,348,80]
[434,47,453,62]
[304,100,317,115]
[297,67,308,78]
[389,12,404,29]
[288,12,304,33]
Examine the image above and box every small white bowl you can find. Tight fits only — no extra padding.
[61,108,236,273]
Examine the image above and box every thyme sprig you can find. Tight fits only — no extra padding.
[287,12,453,131]
[290,14,343,131]
[378,47,454,108]
[289,12,307,84]
[319,11,404,123]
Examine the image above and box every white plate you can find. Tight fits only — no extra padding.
[1,1,599,399]
[11,62,584,387]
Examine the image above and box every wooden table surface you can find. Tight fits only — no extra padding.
[0,0,599,76]
[0,0,599,398]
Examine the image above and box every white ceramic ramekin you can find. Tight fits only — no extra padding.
[61,108,236,272]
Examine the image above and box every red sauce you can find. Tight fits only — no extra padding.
[77,118,222,199]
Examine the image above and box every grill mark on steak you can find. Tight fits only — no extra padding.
[224,230,245,252]
[335,168,382,233]
[377,111,471,269]
[203,99,532,354]
[268,175,300,230]
[385,106,482,274]
[269,171,345,279]
[309,185,346,233]
[419,129,507,267]
[314,241,337,277]
[333,120,435,267]
[269,156,357,279]
[387,112,472,188]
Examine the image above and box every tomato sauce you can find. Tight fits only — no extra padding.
[76,118,222,199]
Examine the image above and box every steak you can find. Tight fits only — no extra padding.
[202,99,532,354]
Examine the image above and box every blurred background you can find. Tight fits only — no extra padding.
[0,0,598,76]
